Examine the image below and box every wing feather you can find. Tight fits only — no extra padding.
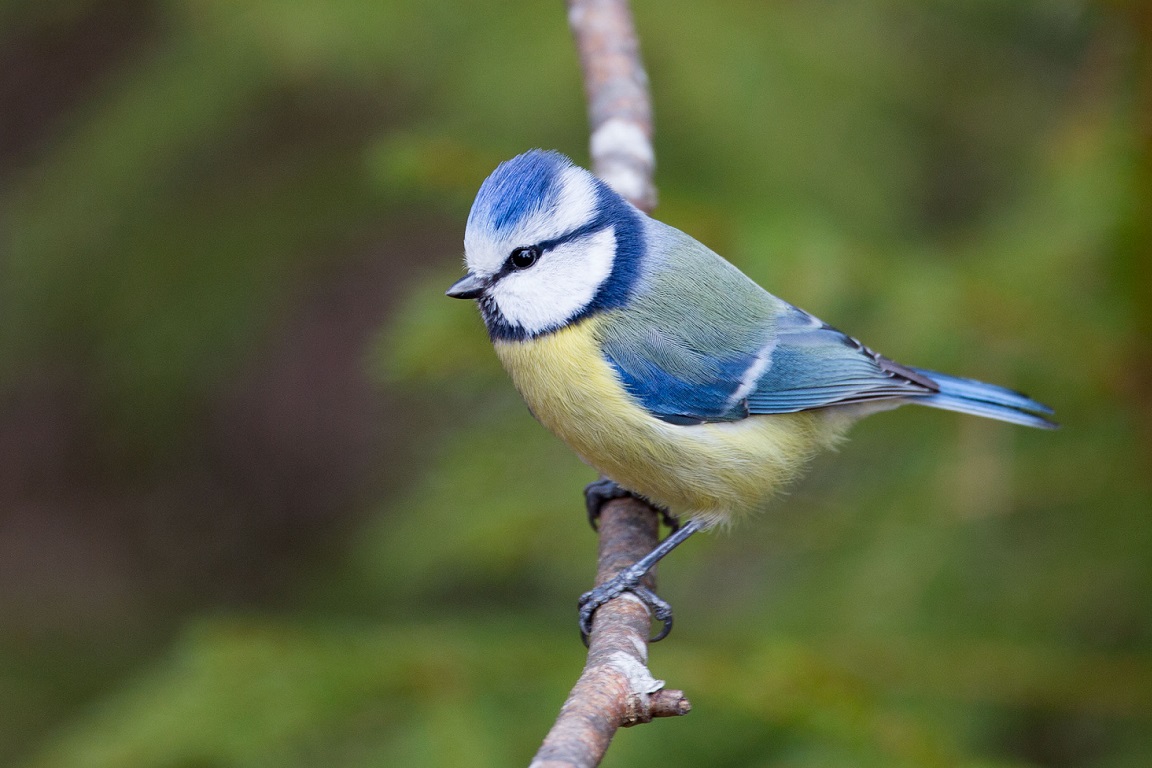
[596,222,931,423]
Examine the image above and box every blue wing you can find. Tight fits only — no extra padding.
[743,305,936,414]
[601,301,1056,428]
[601,300,936,425]
[597,220,1054,428]
[601,327,761,424]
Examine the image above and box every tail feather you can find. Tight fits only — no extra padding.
[909,367,1058,430]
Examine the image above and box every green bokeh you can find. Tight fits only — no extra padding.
[2,1,1149,766]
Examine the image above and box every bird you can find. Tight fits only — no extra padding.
[447,149,1055,642]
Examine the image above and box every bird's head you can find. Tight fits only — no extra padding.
[449,150,643,340]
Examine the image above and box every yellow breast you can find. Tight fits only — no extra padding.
[493,316,849,526]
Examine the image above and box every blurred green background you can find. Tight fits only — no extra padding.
[1,1,1150,766]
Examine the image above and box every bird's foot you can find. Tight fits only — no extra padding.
[579,564,674,646]
[583,477,632,531]
[584,477,680,532]
[580,480,698,644]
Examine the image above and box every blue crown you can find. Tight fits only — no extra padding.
[468,150,573,236]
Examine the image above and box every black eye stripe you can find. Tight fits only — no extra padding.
[494,218,611,281]
[536,218,606,252]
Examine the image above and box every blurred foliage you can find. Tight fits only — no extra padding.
[2,1,1151,767]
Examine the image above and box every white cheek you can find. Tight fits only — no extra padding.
[491,228,616,335]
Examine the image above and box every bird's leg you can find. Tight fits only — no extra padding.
[579,518,702,645]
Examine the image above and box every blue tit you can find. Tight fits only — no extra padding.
[447,149,1055,640]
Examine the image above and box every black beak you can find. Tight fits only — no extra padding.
[446,272,486,300]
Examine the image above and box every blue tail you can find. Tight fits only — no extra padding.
[909,368,1057,429]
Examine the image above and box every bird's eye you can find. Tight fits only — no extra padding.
[510,246,540,270]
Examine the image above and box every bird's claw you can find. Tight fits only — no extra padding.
[579,576,674,646]
[583,478,633,531]
[584,478,680,532]
[580,478,686,643]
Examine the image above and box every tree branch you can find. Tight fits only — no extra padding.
[530,3,689,766]
[568,0,656,212]
[530,497,690,768]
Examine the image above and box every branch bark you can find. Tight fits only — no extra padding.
[530,3,689,766]
[568,0,656,212]
[530,497,690,768]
